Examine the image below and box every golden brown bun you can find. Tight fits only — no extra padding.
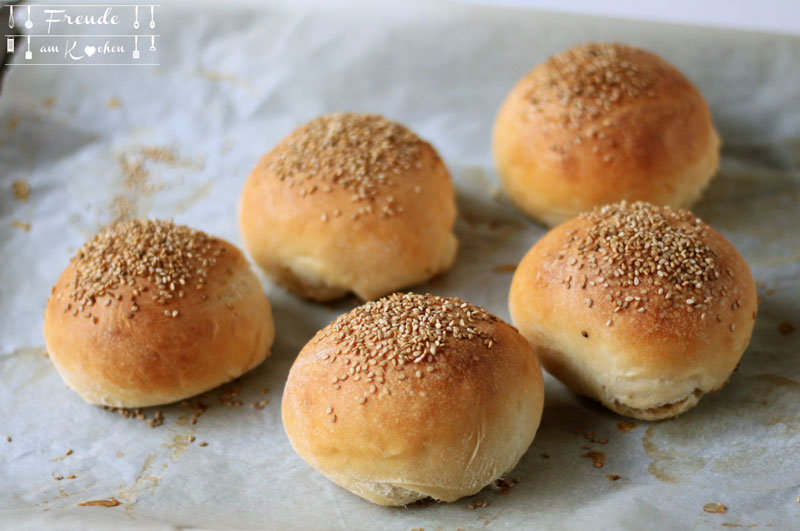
[239,112,458,302]
[43,219,275,407]
[282,293,544,505]
[509,201,757,420]
[493,42,720,227]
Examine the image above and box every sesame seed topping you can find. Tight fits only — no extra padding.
[560,201,721,316]
[60,219,224,321]
[314,293,499,416]
[526,43,664,158]
[265,113,425,219]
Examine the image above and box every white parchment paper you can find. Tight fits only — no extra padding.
[1,1,799,529]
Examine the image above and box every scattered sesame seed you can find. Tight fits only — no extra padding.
[66,474,76,479]
[66,449,73,456]
[198,442,208,447]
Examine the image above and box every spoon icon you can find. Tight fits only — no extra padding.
[149,5,155,29]
[133,5,139,29]
[149,35,155,52]
[25,5,32,29]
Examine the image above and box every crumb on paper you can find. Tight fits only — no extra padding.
[65,449,73,456]
[467,496,489,510]
[220,386,243,407]
[147,409,164,428]
[494,477,519,495]
[606,474,620,481]
[703,503,727,514]
[78,498,121,507]
[251,399,269,409]
[583,450,605,468]
[779,322,795,335]
[616,421,637,433]
[102,405,164,427]
[12,180,29,201]
[492,264,517,274]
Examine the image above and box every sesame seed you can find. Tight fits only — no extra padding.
[730,323,736,332]
[358,396,367,405]
[585,298,593,308]
[581,331,589,338]
[330,414,337,423]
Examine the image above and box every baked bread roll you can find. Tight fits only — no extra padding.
[239,112,458,302]
[43,219,275,407]
[509,201,757,420]
[282,293,544,505]
[493,42,720,226]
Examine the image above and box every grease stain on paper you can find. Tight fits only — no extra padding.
[643,374,800,484]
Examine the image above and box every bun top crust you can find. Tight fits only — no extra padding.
[310,292,501,394]
[510,201,757,383]
[493,43,720,226]
[527,42,691,135]
[60,219,227,321]
[263,112,426,221]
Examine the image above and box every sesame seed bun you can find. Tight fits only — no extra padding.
[281,293,544,506]
[239,112,458,302]
[493,42,720,226]
[509,201,757,421]
[43,219,275,407]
